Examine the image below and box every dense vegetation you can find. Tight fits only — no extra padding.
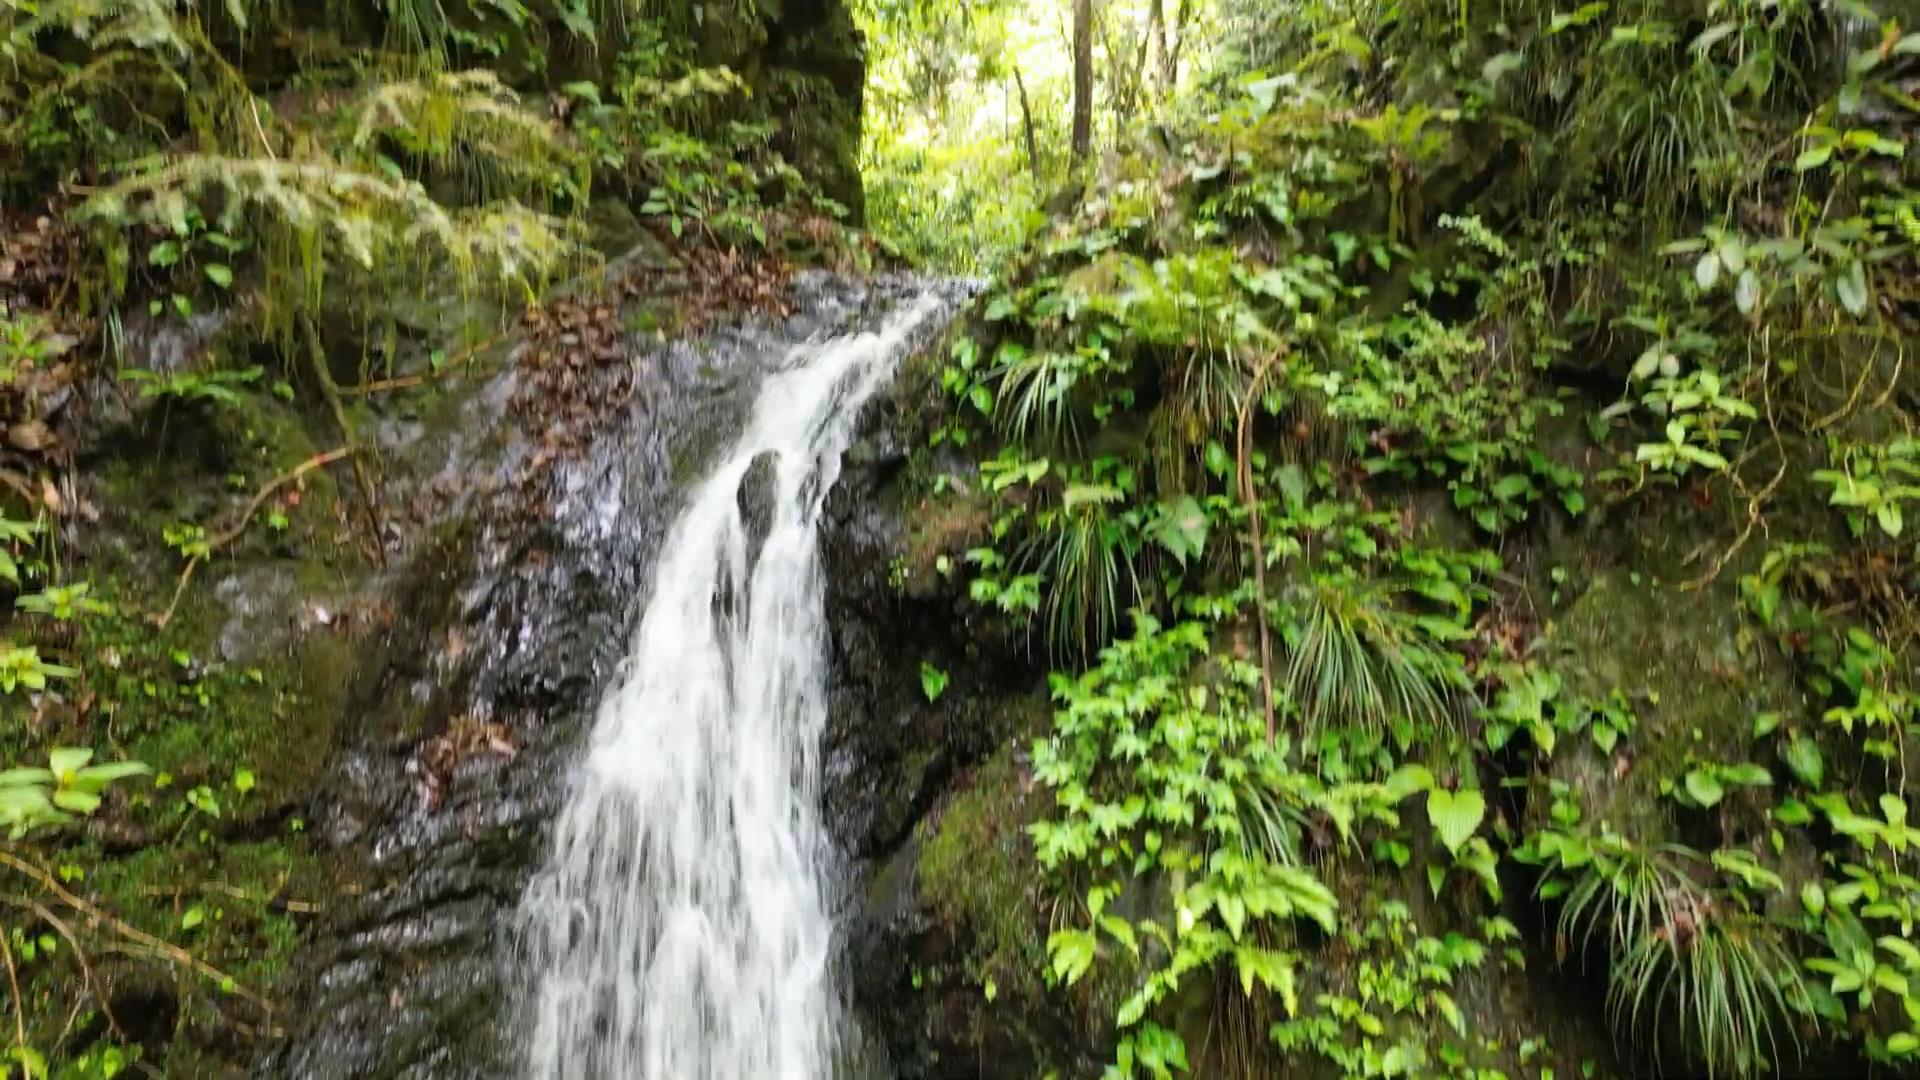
[0,0,1915,1076]
[0,0,868,1073]
[870,0,1920,1077]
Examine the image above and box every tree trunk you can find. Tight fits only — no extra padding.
[1163,0,1189,88]
[1012,65,1042,186]
[1070,0,1092,165]
[1149,0,1171,90]
[1117,0,1156,118]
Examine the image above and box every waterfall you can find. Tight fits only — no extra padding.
[519,292,942,1078]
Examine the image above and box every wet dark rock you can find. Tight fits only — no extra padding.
[738,449,781,565]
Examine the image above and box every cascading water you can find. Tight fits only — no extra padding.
[519,292,944,1079]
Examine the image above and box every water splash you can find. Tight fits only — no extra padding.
[520,293,942,1079]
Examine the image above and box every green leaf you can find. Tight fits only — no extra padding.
[1795,145,1833,171]
[1782,737,1824,789]
[203,263,233,289]
[1836,260,1869,317]
[1151,496,1210,568]
[1046,928,1096,986]
[1426,788,1486,855]
[1720,762,1772,787]
[1735,270,1760,316]
[1685,768,1725,807]
[1490,473,1534,502]
[1204,441,1232,480]
[50,788,100,814]
[181,904,205,931]
[1876,501,1902,538]
[1384,763,1435,802]
[1482,51,1525,86]
[47,748,92,784]
[1752,711,1782,738]
[1694,252,1721,290]
[918,661,948,703]
[967,383,992,416]
[74,761,150,787]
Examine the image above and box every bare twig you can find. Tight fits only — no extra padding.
[301,315,386,566]
[1236,353,1284,744]
[0,924,25,1080]
[154,446,359,628]
[336,331,506,396]
[28,900,124,1041]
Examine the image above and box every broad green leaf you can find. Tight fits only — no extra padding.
[1836,260,1869,316]
[1151,496,1210,568]
[1047,928,1096,986]
[1426,787,1486,855]
[51,788,100,814]
[1685,768,1725,807]
[1782,737,1824,788]
[1694,252,1721,290]
[1735,270,1760,315]
[918,661,948,703]
[1721,762,1772,787]
[47,747,92,783]
[1384,763,1435,802]
[1203,441,1232,480]
[75,761,151,786]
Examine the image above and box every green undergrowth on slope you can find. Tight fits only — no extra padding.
[894,2,1919,1076]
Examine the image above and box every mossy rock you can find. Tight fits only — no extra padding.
[1533,568,1809,847]
[855,741,1107,1079]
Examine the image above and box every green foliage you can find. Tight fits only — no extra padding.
[919,660,949,702]
[1028,614,1410,1072]
[1812,436,1920,540]
[0,749,151,838]
[900,1,1918,1077]
[121,364,262,407]
[1269,901,1531,1078]
[1522,826,1810,1076]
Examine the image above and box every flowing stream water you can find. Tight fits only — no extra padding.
[519,292,944,1078]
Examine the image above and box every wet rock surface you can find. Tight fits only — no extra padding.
[265,275,969,1077]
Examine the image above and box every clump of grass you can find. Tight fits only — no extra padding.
[1546,837,1807,1077]
[1281,573,1466,741]
[1020,480,1142,659]
[1613,909,1806,1077]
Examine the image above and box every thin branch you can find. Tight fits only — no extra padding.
[0,926,24,1080]
[1237,353,1285,744]
[27,900,124,1042]
[154,447,360,628]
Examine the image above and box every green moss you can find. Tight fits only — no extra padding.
[917,749,1048,999]
[1539,569,1806,842]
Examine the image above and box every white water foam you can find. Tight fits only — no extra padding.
[520,293,942,1079]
